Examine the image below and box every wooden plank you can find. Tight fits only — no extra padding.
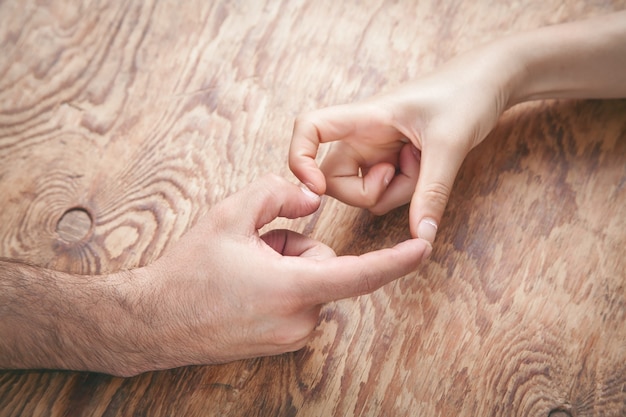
[1,0,625,416]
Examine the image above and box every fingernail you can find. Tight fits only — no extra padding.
[411,146,421,162]
[417,218,438,243]
[300,185,319,200]
[383,170,394,186]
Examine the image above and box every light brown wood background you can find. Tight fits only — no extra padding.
[1,0,625,416]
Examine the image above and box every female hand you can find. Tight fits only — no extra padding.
[289,10,626,243]
[289,49,513,242]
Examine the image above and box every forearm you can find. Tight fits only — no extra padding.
[505,11,626,104]
[0,259,143,375]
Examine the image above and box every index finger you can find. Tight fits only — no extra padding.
[296,238,432,305]
[289,114,327,195]
[288,105,370,195]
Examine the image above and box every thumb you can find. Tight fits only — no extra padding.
[409,142,466,242]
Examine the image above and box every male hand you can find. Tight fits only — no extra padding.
[120,174,431,375]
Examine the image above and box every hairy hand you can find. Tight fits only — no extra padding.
[117,174,431,375]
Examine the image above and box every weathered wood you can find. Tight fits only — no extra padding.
[1,0,625,416]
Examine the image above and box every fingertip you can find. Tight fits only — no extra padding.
[289,156,327,196]
[382,164,395,187]
[291,182,322,217]
[300,184,321,201]
[399,143,421,177]
[410,144,421,162]
[417,217,438,244]
[421,238,433,261]
[364,162,396,197]
[289,157,323,196]
[394,237,432,261]
[306,173,327,196]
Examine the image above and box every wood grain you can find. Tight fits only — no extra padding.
[1,0,625,416]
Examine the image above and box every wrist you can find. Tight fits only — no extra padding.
[45,269,150,376]
[498,12,626,105]
[465,36,532,110]
[91,267,160,376]
[0,259,152,376]
[500,29,560,105]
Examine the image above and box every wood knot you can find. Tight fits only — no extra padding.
[56,207,93,242]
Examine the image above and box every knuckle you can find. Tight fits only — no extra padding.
[354,266,384,296]
[422,181,451,210]
[210,199,238,230]
[292,114,316,139]
[360,272,375,295]
[255,174,288,204]
[288,156,299,172]
[294,112,315,127]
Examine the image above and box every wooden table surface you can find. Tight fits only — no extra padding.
[1,1,625,416]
